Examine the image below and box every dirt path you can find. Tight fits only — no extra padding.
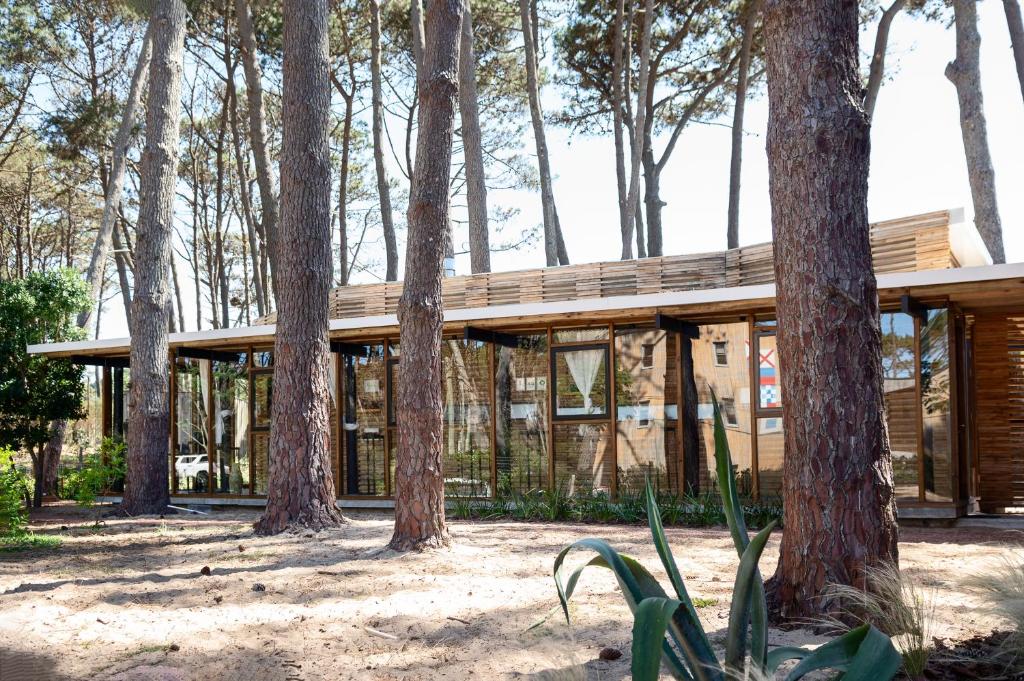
[0,504,1019,680]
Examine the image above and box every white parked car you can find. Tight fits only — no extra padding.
[175,454,209,490]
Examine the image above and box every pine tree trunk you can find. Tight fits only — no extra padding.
[227,83,267,317]
[459,2,490,275]
[235,0,282,300]
[371,0,399,281]
[863,0,906,119]
[1006,0,1024,106]
[122,0,187,516]
[763,0,899,620]
[42,420,66,498]
[641,139,663,257]
[519,0,561,267]
[946,0,1005,263]
[622,0,653,260]
[612,0,629,255]
[390,0,464,552]
[78,24,153,331]
[254,0,344,535]
[727,0,761,249]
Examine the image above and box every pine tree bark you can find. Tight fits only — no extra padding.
[390,0,464,552]
[726,0,761,249]
[1006,0,1024,106]
[519,0,562,267]
[235,0,282,300]
[863,0,906,119]
[763,0,899,620]
[254,0,344,535]
[947,0,1005,264]
[371,0,399,281]
[459,2,490,274]
[78,24,153,331]
[622,0,653,260]
[122,0,187,516]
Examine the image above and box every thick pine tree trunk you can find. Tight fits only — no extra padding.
[726,0,761,250]
[235,0,282,300]
[459,2,490,274]
[947,0,1005,264]
[78,24,153,332]
[370,0,399,281]
[254,0,344,535]
[122,0,187,516]
[390,0,464,552]
[763,0,899,620]
[519,0,562,267]
[1006,0,1024,106]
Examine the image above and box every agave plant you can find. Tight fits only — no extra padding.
[552,397,903,680]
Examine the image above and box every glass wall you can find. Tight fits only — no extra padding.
[212,354,249,494]
[922,309,953,501]
[494,335,549,495]
[614,328,679,495]
[173,359,209,493]
[251,363,272,495]
[343,344,388,495]
[881,312,919,500]
[441,339,492,497]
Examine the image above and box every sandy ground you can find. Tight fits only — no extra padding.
[0,504,1021,681]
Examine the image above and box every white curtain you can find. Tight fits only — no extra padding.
[564,349,603,413]
[198,359,211,440]
[234,387,249,453]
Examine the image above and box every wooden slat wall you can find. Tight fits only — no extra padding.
[975,314,1024,511]
[257,210,956,324]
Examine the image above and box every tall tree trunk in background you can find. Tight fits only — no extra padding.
[459,2,490,274]
[235,0,282,300]
[371,0,399,281]
[863,0,905,119]
[763,0,899,620]
[519,0,564,267]
[254,0,344,535]
[42,420,66,497]
[726,0,761,249]
[78,24,153,331]
[947,0,1005,263]
[122,0,187,516]
[612,0,629,256]
[390,0,464,552]
[170,254,186,331]
[622,0,653,260]
[1006,0,1024,106]
[228,84,268,317]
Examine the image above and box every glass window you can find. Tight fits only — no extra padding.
[442,340,492,498]
[690,323,753,498]
[251,368,272,495]
[211,355,249,495]
[252,373,273,429]
[553,327,609,344]
[343,344,387,495]
[756,333,782,410]
[173,359,209,494]
[922,309,952,502]
[757,418,784,500]
[881,312,919,501]
[253,349,273,367]
[614,328,679,495]
[554,346,609,418]
[554,422,612,495]
[713,341,728,366]
[494,335,549,495]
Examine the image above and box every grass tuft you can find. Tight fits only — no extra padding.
[0,532,63,552]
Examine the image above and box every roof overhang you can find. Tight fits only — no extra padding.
[28,261,1024,359]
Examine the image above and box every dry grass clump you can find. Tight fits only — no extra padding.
[966,551,1024,668]
[823,562,936,679]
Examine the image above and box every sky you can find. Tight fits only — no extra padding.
[99,2,1024,339]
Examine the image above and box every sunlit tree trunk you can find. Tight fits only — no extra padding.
[459,2,490,274]
[390,0,465,552]
[763,0,899,619]
[863,0,906,119]
[254,0,344,535]
[946,0,1005,263]
[727,0,761,249]
[1006,1,1024,106]
[622,0,653,260]
[122,0,188,516]
[371,0,399,281]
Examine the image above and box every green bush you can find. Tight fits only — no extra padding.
[550,395,903,681]
[64,438,126,507]
[0,447,29,537]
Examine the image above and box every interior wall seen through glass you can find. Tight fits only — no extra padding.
[494,335,549,495]
[922,309,953,502]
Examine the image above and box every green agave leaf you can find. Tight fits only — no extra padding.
[710,388,769,669]
[771,624,902,681]
[633,597,683,681]
[724,520,778,671]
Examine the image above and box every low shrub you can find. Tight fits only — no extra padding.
[63,438,126,507]
[0,447,29,537]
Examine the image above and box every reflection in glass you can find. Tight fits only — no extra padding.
[553,327,609,344]
[494,335,548,494]
[344,345,387,495]
[756,418,784,499]
[442,340,492,497]
[554,347,608,418]
[614,328,679,495]
[757,333,782,410]
[173,359,209,493]
[881,312,919,500]
[554,422,612,494]
[212,355,249,494]
[691,323,753,497]
[250,370,272,494]
[922,309,952,501]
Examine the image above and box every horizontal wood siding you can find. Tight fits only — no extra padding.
[975,314,1024,511]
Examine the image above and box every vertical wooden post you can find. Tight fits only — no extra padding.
[169,353,178,494]
[384,339,392,497]
[747,317,760,501]
[915,314,925,502]
[335,350,343,498]
[487,340,497,498]
[674,329,685,494]
[546,326,555,492]
[608,322,619,500]
[101,365,112,440]
[205,359,215,495]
